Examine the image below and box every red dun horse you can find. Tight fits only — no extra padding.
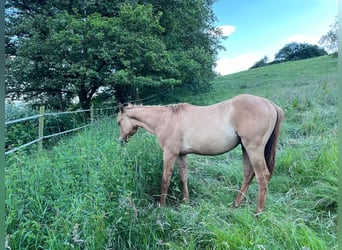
[117,94,283,213]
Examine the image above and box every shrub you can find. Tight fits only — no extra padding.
[250,55,269,69]
[274,42,327,62]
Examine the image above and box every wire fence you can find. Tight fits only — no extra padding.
[5,88,170,155]
[5,105,115,155]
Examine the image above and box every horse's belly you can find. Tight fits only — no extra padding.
[181,127,239,155]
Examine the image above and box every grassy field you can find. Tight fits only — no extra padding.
[5,55,337,249]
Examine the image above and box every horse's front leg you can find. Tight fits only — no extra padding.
[159,151,177,206]
[177,155,189,203]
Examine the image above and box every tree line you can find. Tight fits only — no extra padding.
[250,18,338,70]
[5,0,224,111]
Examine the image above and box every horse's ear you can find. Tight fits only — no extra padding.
[119,104,125,113]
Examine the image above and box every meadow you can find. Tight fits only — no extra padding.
[5,55,337,249]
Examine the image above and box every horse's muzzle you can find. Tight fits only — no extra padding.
[118,137,125,146]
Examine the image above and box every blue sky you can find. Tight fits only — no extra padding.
[213,0,338,75]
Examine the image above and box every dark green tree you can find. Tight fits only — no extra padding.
[274,42,327,63]
[149,0,223,91]
[6,0,223,110]
[250,55,269,69]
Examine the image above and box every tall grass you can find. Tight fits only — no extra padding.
[5,55,337,249]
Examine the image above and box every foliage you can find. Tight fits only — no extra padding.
[274,42,327,63]
[319,17,338,54]
[5,55,337,249]
[250,55,269,69]
[5,101,37,152]
[5,0,223,109]
[150,0,223,93]
[5,101,90,153]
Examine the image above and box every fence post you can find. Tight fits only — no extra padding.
[38,106,45,152]
[136,88,140,104]
[90,104,94,123]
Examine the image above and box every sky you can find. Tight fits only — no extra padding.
[213,0,338,75]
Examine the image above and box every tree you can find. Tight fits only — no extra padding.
[6,0,223,110]
[319,17,338,54]
[250,55,269,69]
[149,0,223,91]
[274,42,327,63]
[6,3,178,109]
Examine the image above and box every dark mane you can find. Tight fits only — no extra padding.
[124,103,140,109]
[167,103,188,113]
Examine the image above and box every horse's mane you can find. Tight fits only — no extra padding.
[167,103,188,114]
[123,103,188,114]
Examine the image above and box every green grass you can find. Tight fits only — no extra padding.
[5,55,337,249]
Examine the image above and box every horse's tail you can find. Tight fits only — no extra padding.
[264,104,284,177]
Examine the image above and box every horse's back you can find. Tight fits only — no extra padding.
[171,94,281,155]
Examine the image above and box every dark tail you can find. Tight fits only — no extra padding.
[264,105,284,177]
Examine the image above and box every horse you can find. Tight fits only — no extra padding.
[117,94,284,213]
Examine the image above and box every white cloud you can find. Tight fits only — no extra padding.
[218,25,236,36]
[215,53,261,76]
[286,35,320,45]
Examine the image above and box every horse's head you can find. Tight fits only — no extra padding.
[117,104,138,145]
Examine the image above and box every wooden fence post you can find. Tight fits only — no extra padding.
[136,88,140,104]
[38,106,45,152]
[90,104,94,123]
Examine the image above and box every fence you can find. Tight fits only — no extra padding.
[5,105,117,155]
[5,88,170,156]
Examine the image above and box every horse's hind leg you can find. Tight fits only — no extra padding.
[244,146,270,214]
[177,155,189,203]
[234,146,255,208]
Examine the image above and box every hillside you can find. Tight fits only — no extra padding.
[5,55,337,249]
[169,55,337,106]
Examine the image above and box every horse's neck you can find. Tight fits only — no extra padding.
[127,106,169,135]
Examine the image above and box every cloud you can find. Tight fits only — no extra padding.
[215,53,261,76]
[286,35,320,45]
[214,33,322,76]
[218,25,236,36]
